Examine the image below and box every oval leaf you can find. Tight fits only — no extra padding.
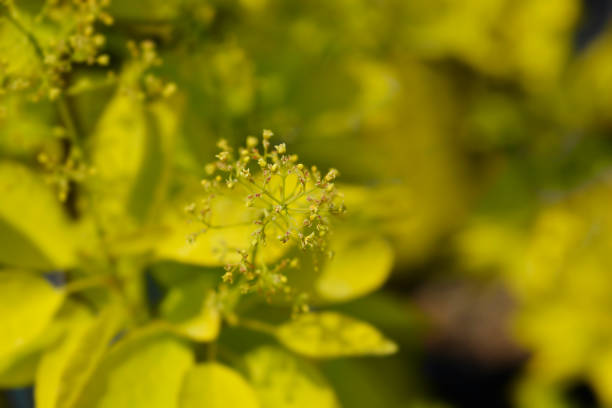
[88,87,175,248]
[316,232,394,302]
[245,346,339,408]
[161,282,221,342]
[74,329,194,408]
[276,312,397,358]
[180,362,259,408]
[0,163,77,269]
[0,270,64,369]
[36,305,124,408]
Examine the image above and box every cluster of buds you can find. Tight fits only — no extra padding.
[192,130,346,302]
[124,40,177,100]
[37,144,93,202]
[1,0,114,101]
[41,0,115,100]
[61,0,114,65]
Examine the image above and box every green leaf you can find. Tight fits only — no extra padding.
[35,305,123,408]
[0,270,65,371]
[0,162,77,269]
[315,232,394,302]
[179,362,259,408]
[74,328,194,408]
[245,346,339,408]
[150,262,219,288]
[161,281,221,342]
[276,312,397,358]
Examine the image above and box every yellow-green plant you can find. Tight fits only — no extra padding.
[0,2,399,407]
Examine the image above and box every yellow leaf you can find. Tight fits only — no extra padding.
[0,270,64,370]
[180,362,259,408]
[0,162,77,269]
[245,346,339,408]
[590,347,612,406]
[276,312,397,358]
[156,189,286,267]
[0,17,41,83]
[35,305,124,408]
[0,299,88,388]
[155,196,254,266]
[74,329,194,408]
[88,87,176,247]
[316,232,393,302]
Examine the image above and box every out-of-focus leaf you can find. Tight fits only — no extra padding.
[316,232,393,302]
[0,349,41,388]
[321,357,420,408]
[276,312,397,358]
[514,378,571,408]
[88,86,176,248]
[0,96,57,158]
[150,262,220,288]
[35,305,123,408]
[155,195,253,266]
[565,28,612,127]
[0,270,64,371]
[180,362,259,408]
[161,280,220,342]
[0,299,90,388]
[245,346,339,408]
[74,328,194,408]
[155,190,286,267]
[0,162,77,269]
[589,347,612,406]
[0,15,42,86]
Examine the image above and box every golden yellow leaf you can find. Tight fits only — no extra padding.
[276,312,397,358]
[245,346,339,408]
[180,362,259,408]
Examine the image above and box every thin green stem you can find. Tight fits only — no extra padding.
[285,186,319,205]
[203,220,253,229]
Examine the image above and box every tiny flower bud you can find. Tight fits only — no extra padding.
[275,143,286,154]
[99,12,114,26]
[96,54,110,66]
[48,88,61,100]
[246,136,258,147]
[93,34,106,46]
[162,82,177,97]
[205,163,216,175]
[262,129,273,139]
[217,139,230,151]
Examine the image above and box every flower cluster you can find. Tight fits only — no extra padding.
[1,0,114,101]
[189,130,346,303]
[124,40,177,100]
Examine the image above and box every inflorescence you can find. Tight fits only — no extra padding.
[187,130,346,308]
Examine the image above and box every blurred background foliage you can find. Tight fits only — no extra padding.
[3,0,612,407]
